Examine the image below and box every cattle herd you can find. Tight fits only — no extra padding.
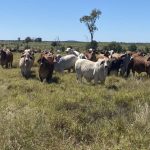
[0,47,150,84]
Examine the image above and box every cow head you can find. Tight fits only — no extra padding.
[21,52,33,63]
[38,52,54,66]
[98,60,108,71]
[98,60,109,76]
[78,53,87,59]
[65,48,72,54]
[54,54,62,63]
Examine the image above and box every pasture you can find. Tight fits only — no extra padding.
[0,52,150,149]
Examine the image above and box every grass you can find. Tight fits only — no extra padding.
[0,53,149,149]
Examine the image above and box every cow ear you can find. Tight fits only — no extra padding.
[147,57,150,61]
[53,58,57,63]
[30,56,33,60]
[121,54,126,59]
[21,55,24,58]
[51,56,54,62]
[130,57,133,61]
[37,58,41,64]
[39,57,46,64]
[100,60,105,65]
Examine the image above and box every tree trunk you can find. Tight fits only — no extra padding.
[90,32,93,42]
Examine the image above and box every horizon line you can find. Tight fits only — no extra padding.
[0,39,150,44]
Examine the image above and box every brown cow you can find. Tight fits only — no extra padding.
[127,56,150,77]
[0,49,13,68]
[85,51,110,62]
[38,52,54,83]
[84,51,97,62]
[126,51,145,58]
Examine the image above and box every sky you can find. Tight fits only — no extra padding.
[0,0,150,42]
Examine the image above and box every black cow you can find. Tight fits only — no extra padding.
[108,53,131,76]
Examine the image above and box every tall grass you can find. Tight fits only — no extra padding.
[0,53,149,149]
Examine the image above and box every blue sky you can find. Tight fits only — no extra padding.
[0,0,150,42]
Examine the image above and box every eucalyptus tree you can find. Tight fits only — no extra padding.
[80,9,102,42]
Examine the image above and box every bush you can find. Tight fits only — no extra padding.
[145,46,150,53]
[60,46,65,52]
[51,41,59,47]
[128,44,137,52]
[24,44,30,49]
[105,41,123,52]
[34,37,42,42]
[86,40,98,50]
[25,37,32,43]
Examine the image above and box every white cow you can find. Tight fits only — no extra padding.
[19,52,34,78]
[75,59,108,84]
[54,54,78,73]
[78,53,87,59]
[65,48,80,57]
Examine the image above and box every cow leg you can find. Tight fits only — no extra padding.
[94,76,98,85]
[132,69,135,77]
[1,65,4,68]
[25,73,30,79]
[101,80,105,85]
[21,70,25,77]
[43,78,47,83]
[40,77,43,82]
[5,63,8,68]
[94,79,98,85]
[39,74,43,82]
[86,78,92,83]
[8,63,10,68]
[126,68,130,77]
[76,74,82,83]
[72,66,75,72]
[46,76,52,83]
[46,77,50,83]
[68,68,71,73]
[9,62,12,68]
[116,70,119,76]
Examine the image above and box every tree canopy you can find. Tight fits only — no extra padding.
[80,9,101,42]
[35,37,42,42]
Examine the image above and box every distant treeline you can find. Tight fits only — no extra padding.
[0,39,150,53]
